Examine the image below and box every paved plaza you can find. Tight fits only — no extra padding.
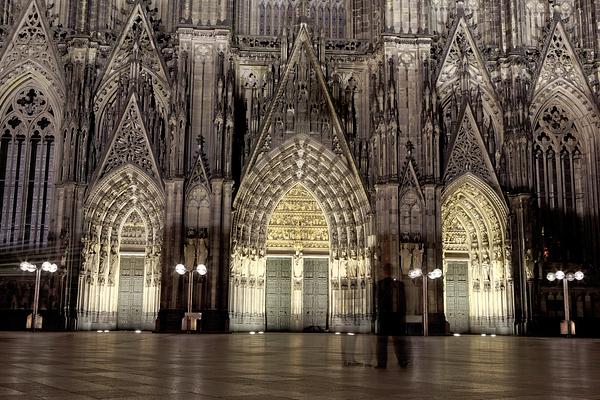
[0,332,598,399]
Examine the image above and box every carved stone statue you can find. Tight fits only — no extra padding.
[524,249,534,280]
[293,250,303,279]
[504,248,513,280]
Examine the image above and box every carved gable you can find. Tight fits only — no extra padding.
[246,24,357,174]
[0,0,63,88]
[444,104,499,189]
[95,3,169,113]
[399,160,424,202]
[435,17,502,136]
[95,94,161,183]
[187,152,211,195]
[436,19,495,100]
[533,21,592,99]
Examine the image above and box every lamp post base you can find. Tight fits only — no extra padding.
[560,320,575,336]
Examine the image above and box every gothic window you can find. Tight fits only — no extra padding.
[337,6,344,37]
[533,105,584,214]
[259,3,265,35]
[0,87,56,247]
[273,4,280,35]
[266,4,272,35]
[186,186,211,232]
[524,0,546,47]
[399,191,422,240]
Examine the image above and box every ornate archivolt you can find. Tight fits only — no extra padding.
[230,136,372,331]
[442,174,514,333]
[77,164,165,330]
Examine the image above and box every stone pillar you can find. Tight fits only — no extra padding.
[158,178,184,331]
[209,178,223,309]
[374,184,400,275]
[509,193,535,335]
[424,184,445,323]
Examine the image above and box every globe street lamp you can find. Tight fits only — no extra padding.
[546,270,584,337]
[175,263,207,333]
[20,261,58,332]
[408,267,443,336]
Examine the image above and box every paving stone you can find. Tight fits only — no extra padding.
[0,332,598,399]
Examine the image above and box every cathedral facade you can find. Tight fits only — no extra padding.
[0,0,599,335]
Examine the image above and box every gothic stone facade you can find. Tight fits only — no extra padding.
[0,0,599,335]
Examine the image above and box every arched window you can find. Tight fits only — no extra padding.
[399,190,422,241]
[265,4,272,35]
[533,105,584,213]
[0,86,56,247]
[533,105,586,260]
[259,3,266,35]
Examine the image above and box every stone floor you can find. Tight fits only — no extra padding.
[0,332,598,399]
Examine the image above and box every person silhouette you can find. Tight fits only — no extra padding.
[375,263,410,368]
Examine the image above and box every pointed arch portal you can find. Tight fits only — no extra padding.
[442,174,514,334]
[263,184,330,331]
[77,165,164,330]
[230,137,373,332]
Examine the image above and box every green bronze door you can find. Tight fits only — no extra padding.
[117,255,145,330]
[445,261,470,333]
[266,257,291,331]
[303,258,328,330]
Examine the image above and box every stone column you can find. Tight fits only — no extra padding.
[509,193,535,335]
[158,178,184,331]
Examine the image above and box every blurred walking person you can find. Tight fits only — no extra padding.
[375,263,410,368]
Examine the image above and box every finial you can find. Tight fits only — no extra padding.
[550,0,562,21]
[297,0,309,24]
[406,140,414,158]
[456,0,465,17]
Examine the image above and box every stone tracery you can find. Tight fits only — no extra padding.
[0,85,56,247]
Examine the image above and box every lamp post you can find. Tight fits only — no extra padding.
[175,263,207,333]
[546,270,584,337]
[408,267,443,336]
[20,261,58,332]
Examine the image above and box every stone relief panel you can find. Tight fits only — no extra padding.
[266,184,329,250]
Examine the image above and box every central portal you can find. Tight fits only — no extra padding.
[265,185,330,332]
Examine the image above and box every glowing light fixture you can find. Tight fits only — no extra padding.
[196,264,207,275]
[175,264,186,275]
